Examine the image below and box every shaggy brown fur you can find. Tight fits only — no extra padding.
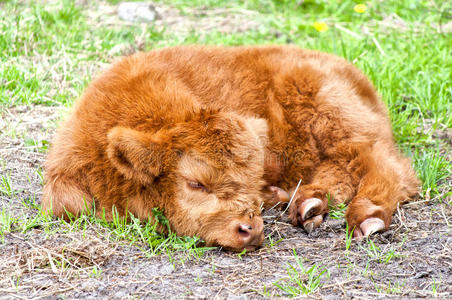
[42,45,419,250]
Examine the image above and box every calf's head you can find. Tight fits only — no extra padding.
[107,110,268,251]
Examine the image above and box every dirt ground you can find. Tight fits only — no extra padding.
[0,103,450,299]
[1,1,451,299]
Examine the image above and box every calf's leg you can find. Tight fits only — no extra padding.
[289,142,418,237]
[288,159,358,233]
[345,143,419,237]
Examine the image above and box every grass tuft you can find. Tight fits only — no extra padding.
[273,249,330,296]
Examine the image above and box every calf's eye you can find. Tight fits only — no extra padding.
[187,180,208,192]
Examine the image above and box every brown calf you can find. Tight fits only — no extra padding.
[42,46,419,251]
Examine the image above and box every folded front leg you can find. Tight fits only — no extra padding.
[288,161,358,233]
[345,146,419,238]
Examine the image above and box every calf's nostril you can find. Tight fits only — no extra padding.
[238,224,252,237]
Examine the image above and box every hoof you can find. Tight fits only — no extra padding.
[268,186,290,203]
[299,198,323,221]
[303,215,323,234]
[360,217,385,236]
[353,217,385,239]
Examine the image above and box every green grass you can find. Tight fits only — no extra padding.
[0,207,17,242]
[359,239,402,264]
[344,222,355,253]
[273,249,330,296]
[2,0,450,129]
[328,194,347,219]
[4,197,214,263]
[413,144,451,199]
[373,279,406,294]
[0,172,16,196]
[0,0,450,266]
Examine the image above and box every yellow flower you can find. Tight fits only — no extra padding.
[313,21,328,32]
[354,4,367,13]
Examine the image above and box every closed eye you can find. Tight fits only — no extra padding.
[187,180,209,192]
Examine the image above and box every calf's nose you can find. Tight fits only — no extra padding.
[235,219,264,250]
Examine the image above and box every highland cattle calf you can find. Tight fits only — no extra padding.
[42,46,419,251]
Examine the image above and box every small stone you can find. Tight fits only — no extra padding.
[80,279,98,291]
[159,263,174,275]
[118,2,160,23]
[114,290,128,298]
[227,295,248,300]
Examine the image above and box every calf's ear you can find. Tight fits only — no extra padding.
[106,127,167,185]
